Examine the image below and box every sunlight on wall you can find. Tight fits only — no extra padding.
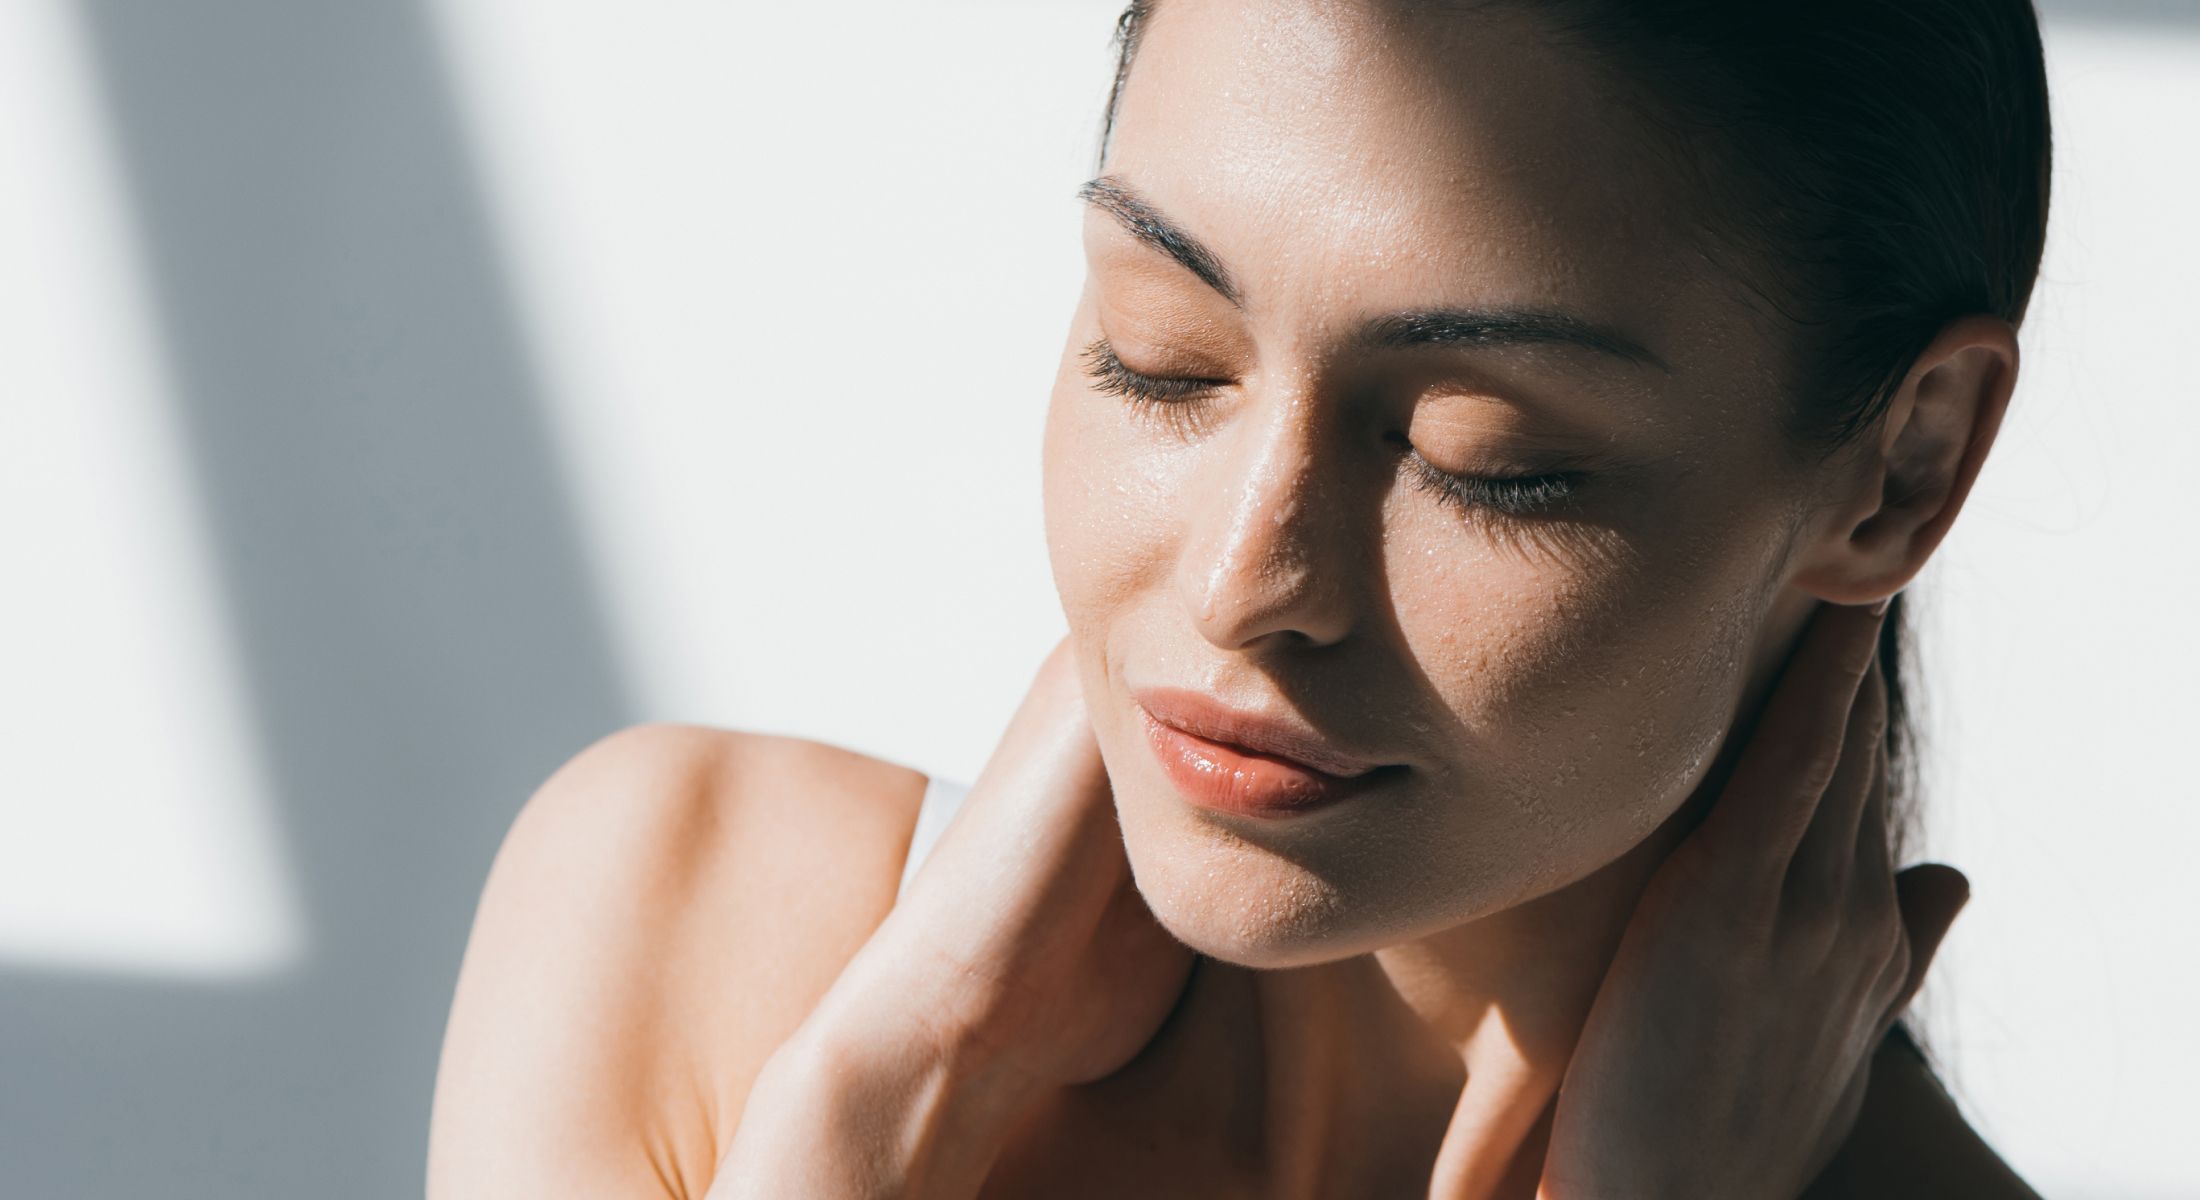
[0,0,300,978]
[3,0,2184,1191]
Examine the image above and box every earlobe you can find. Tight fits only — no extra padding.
[1790,315,2020,606]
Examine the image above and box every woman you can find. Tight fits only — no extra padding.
[428,1,2051,1195]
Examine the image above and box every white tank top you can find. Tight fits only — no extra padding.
[895,774,973,900]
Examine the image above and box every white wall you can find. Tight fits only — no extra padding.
[431,0,1119,778]
[1911,25,2200,1195]
[1,2,2190,1196]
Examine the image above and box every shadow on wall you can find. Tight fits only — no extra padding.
[0,1,629,1197]
[0,1,2185,1199]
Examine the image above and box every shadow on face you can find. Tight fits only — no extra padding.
[1042,0,1832,967]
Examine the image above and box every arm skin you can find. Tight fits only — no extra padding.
[701,1017,1037,1199]
[426,723,2042,1199]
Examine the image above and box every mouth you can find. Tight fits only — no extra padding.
[1131,688,1400,818]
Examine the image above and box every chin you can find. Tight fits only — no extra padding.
[1117,811,1461,970]
[1142,885,1362,971]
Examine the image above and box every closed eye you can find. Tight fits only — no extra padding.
[1402,453,1580,518]
[1081,337,1585,519]
[1080,338,1229,438]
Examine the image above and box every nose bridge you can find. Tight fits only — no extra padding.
[1180,394,1358,649]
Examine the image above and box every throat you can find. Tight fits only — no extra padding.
[1026,952,1558,1200]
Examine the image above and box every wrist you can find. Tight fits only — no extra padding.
[711,1014,1043,1199]
[805,1008,1048,1151]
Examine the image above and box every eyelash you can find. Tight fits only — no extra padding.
[1078,337,1582,519]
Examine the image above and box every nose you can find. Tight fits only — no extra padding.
[1178,398,1362,652]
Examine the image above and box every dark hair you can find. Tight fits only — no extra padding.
[1098,0,2053,1075]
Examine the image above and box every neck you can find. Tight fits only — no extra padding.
[1093,616,1797,1196]
[1058,746,1746,1198]
[1249,769,1722,1199]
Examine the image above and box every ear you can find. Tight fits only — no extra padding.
[1790,315,2020,604]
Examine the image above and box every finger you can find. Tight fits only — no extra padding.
[1887,863,1971,1018]
[923,639,1119,893]
[1698,598,1889,877]
[1834,661,1890,857]
[1850,741,1904,1002]
[967,637,1111,825]
[1851,741,1893,906]
[1785,655,1886,900]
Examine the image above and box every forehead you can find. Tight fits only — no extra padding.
[1103,0,1720,338]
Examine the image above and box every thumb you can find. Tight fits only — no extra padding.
[1890,862,1970,1015]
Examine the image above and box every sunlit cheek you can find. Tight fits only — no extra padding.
[1041,382,1176,633]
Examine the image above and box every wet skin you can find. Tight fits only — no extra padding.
[1029,0,2003,1190]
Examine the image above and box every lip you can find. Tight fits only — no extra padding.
[1132,686,1395,817]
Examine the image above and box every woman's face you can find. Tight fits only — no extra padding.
[1043,0,1838,967]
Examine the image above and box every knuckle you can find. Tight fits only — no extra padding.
[1779,877,1844,938]
[1873,932,1914,1000]
[1864,695,1889,745]
[1885,925,1914,975]
[1856,902,1906,971]
[1796,747,1843,797]
[1789,859,1849,915]
[1852,878,1899,937]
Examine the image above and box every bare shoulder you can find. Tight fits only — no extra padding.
[427,722,929,1199]
[1803,1032,2045,1200]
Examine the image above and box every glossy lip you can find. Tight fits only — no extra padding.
[1132,686,1385,778]
[1131,686,1397,818]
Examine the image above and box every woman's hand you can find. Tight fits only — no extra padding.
[1537,600,1973,1200]
[709,636,1196,1198]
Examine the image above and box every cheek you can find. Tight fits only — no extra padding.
[1114,509,1784,968]
[1041,366,1798,964]
[1042,373,1175,638]
[1391,505,1783,897]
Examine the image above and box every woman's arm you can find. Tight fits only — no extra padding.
[424,723,928,1198]
[706,636,1195,1196]
[701,1008,1038,1199]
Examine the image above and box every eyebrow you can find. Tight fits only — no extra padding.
[1077,176,1241,305]
[1361,310,1671,372]
[1076,174,1671,373]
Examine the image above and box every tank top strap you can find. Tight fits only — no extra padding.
[896,774,973,901]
